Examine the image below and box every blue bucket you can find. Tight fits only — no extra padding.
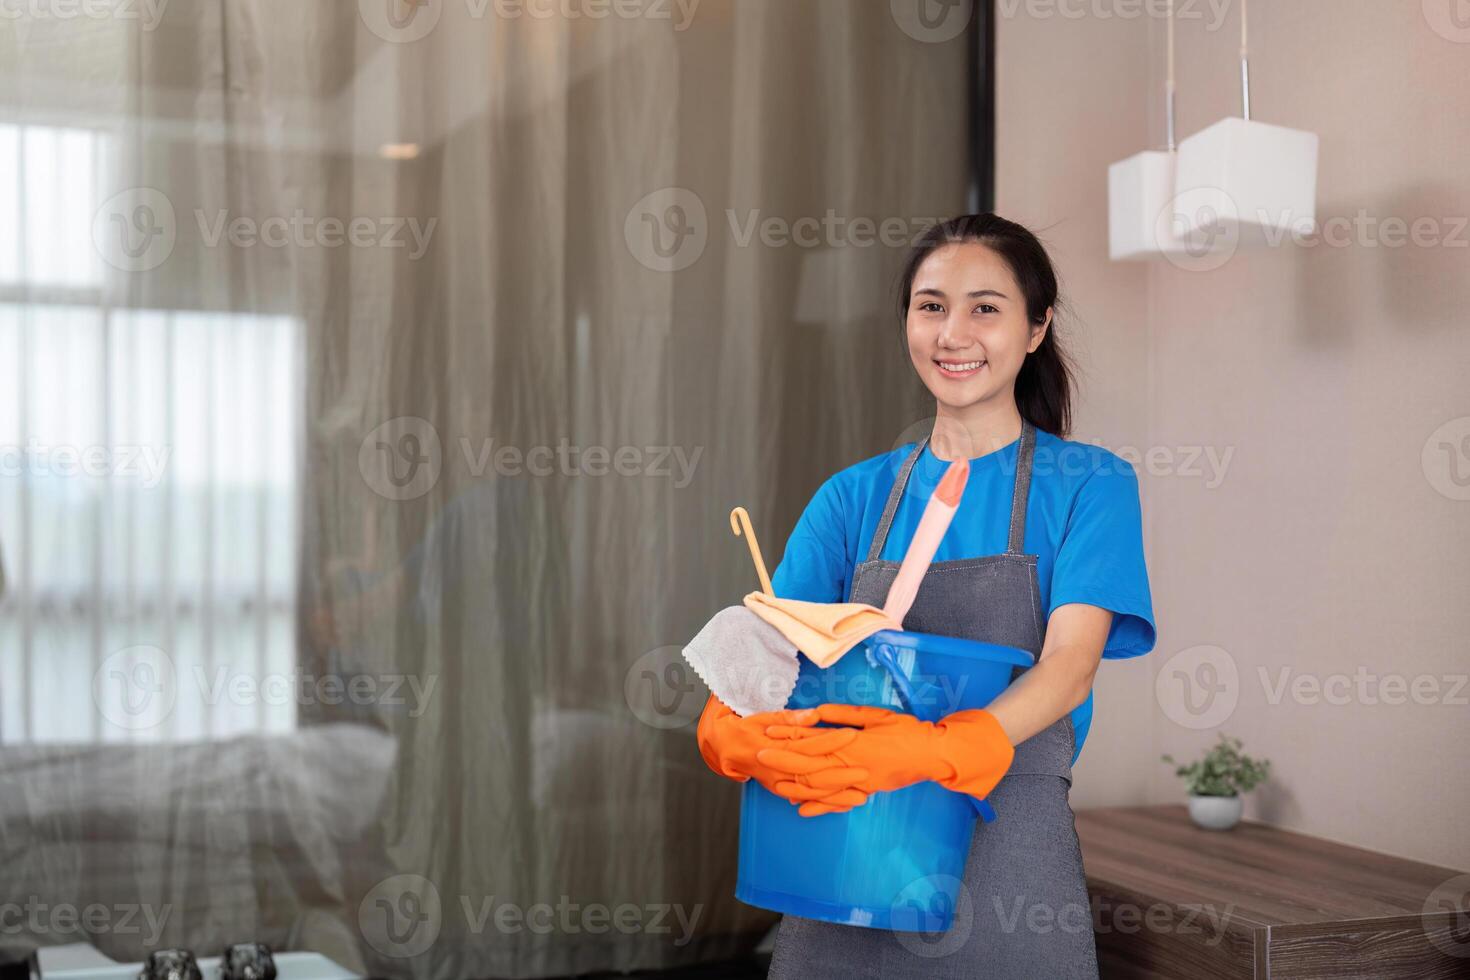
[735,629,1032,932]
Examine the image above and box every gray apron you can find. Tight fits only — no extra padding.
[768,422,1099,980]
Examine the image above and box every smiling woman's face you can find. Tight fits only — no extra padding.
[905,241,1050,416]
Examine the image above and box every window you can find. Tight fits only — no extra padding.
[0,124,302,743]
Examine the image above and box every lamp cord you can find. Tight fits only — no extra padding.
[1165,0,1177,150]
[1239,0,1252,120]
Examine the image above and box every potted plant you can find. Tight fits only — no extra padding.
[1162,734,1271,830]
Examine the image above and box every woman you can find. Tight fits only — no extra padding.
[698,214,1156,978]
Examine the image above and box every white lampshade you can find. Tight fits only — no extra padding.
[1108,149,1186,261]
[1173,117,1319,244]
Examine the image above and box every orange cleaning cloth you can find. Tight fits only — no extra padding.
[742,592,897,669]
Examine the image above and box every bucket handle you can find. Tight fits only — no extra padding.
[867,641,998,824]
[866,642,925,718]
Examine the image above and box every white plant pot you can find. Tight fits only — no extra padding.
[1187,794,1243,831]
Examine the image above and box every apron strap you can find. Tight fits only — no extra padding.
[1006,421,1036,555]
[864,437,928,563]
[866,420,1037,562]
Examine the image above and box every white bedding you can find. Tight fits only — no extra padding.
[0,723,396,968]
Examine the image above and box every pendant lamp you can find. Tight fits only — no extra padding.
[1108,0,1184,261]
[1171,0,1319,245]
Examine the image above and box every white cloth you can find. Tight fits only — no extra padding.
[682,606,800,717]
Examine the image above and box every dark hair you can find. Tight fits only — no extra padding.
[896,214,1074,438]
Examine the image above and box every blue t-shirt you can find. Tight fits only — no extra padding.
[769,428,1157,761]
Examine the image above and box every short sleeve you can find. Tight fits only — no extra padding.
[770,477,850,604]
[1049,461,1156,659]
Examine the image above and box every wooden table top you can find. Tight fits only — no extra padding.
[1076,805,1467,928]
[1076,805,1470,978]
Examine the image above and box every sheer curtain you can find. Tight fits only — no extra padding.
[0,1,969,976]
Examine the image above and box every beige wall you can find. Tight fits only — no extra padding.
[997,0,1470,869]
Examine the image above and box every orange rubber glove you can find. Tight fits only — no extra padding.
[695,694,873,811]
[757,703,1015,817]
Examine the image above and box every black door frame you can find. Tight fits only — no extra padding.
[968,0,996,214]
